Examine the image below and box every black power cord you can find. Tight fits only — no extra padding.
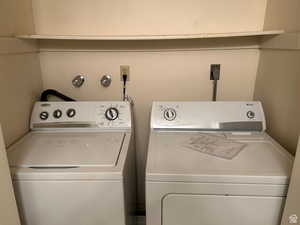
[40,89,76,102]
[210,64,221,101]
[122,74,128,101]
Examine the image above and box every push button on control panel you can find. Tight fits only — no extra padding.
[53,109,63,119]
[39,111,49,120]
[247,110,255,119]
[164,108,177,121]
[66,108,76,118]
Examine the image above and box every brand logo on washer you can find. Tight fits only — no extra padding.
[41,103,51,107]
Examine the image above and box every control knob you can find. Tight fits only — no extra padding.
[164,108,176,121]
[40,111,49,120]
[247,110,255,119]
[105,107,119,121]
[53,109,63,119]
[66,108,76,118]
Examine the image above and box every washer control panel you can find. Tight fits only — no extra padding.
[31,101,131,130]
[151,101,266,131]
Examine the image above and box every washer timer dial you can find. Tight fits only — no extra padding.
[105,107,119,121]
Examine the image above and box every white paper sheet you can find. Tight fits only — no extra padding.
[182,133,246,160]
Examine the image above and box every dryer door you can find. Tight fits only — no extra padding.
[163,194,284,225]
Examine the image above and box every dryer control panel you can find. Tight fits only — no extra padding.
[31,101,131,130]
[151,101,266,132]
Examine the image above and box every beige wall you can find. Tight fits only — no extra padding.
[263,0,300,32]
[257,0,300,154]
[258,0,300,154]
[0,47,43,146]
[0,0,43,147]
[0,0,15,36]
[254,49,300,154]
[29,0,267,36]
[39,42,260,208]
[14,0,35,35]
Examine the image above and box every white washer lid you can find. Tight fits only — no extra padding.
[8,132,125,168]
[146,132,293,184]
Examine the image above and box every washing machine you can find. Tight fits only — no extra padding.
[146,101,293,225]
[7,101,136,225]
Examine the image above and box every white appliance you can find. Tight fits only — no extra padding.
[146,101,293,225]
[7,101,136,225]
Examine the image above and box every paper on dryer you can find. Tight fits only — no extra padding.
[183,133,246,160]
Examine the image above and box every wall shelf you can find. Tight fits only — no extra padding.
[16,30,284,41]
[260,32,300,50]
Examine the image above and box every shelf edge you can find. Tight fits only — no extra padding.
[16,30,285,41]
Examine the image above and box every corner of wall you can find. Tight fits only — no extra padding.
[253,49,300,155]
[263,0,300,32]
[0,0,42,147]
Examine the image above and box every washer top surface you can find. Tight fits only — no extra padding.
[146,131,293,184]
[8,131,125,168]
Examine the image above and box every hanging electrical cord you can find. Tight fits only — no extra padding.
[121,73,134,106]
[210,64,221,101]
[122,74,127,101]
[40,89,76,102]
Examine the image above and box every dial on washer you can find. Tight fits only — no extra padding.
[105,107,119,121]
[164,108,177,121]
[53,109,63,119]
[40,111,49,120]
[67,108,76,118]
